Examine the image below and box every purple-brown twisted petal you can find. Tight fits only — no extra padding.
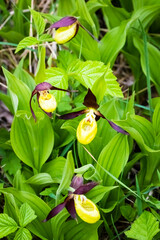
[83,89,99,109]
[74,182,98,195]
[43,201,67,222]
[50,16,77,29]
[35,82,53,91]
[66,199,76,219]
[59,109,87,120]
[95,111,129,135]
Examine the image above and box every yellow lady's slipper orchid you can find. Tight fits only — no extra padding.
[43,175,100,224]
[74,194,100,224]
[77,110,97,145]
[39,91,57,113]
[50,16,98,45]
[54,22,78,44]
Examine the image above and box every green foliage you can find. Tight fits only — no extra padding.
[1,1,160,239]
[11,111,54,171]
[125,211,160,240]
[19,203,37,227]
[14,228,32,240]
[0,214,18,238]
[96,134,129,186]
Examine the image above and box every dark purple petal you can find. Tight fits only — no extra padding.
[66,199,76,219]
[35,82,52,91]
[83,89,99,109]
[95,110,129,135]
[70,175,84,190]
[50,16,77,29]
[79,24,99,42]
[30,89,37,121]
[74,182,98,195]
[107,120,129,135]
[43,201,67,222]
[50,86,70,92]
[59,109,87,120]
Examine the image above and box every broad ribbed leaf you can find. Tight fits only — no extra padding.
[0,214,18,238]
[11,111,54,171]
[15,37,39,53]
[96,134,129,186]
[58,0,77,16]
[14,228,32,240]
[14,59,35,91]
[77,0,97,37]
[30,9,45,36]
[56,151,74,195]
[125,211,160,240]
[86,185,117,203]
[62,219,102,240]
[45,67,68,103]
[153,102,160,135]
[2,68,31,113]
[69,27,100,60]
[114,114,157,152]
[35,46,46,84]
[19,203,37,227]
[26,173,54,185]
[99,19,133,66]
[42,157,66,183]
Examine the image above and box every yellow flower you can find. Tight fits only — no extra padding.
[39,91,57,113]
[54,22,78,44]
[77,109,97,145]
[74,194,100,224]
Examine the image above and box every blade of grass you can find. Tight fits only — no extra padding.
[138,20,153,119]
[111,214,120,240]
[135,175,143,216]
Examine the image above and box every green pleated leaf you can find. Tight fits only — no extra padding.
[19,203,37,227]
[125,211,160,240]
[99,19,134,66]
[114,114,157,152]
[14,228,32,240]
[0,91,14,113]
[25,173,54,185]
[86,185,117,203]
[63,219,102,240]
[69,27,100,61]
[35,46,46,84]
[14,59,35,91]
[45,67,68,103]
[57,0,77,16]
[11,111,54,171]
[77,0,97,37]
[30,9,46,36]
[96,134,129,186]
[134,37,160,91]
[153,102,160,135]
[15,37,39,53]
[56,151,74,195]
[2,68,31,113]
[0,214,18,238]
[42,157,66,183]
